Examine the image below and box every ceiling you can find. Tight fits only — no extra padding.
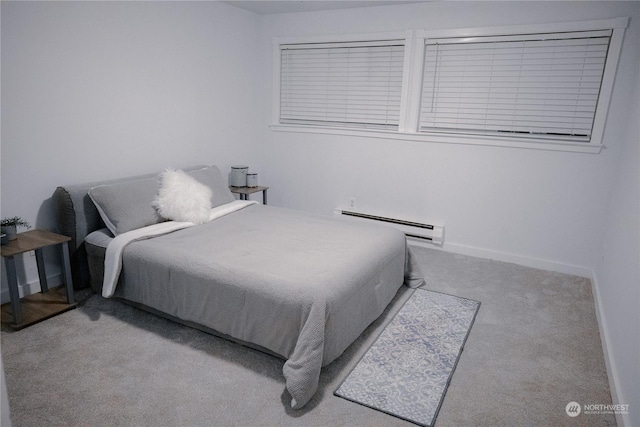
[221,1,427,15]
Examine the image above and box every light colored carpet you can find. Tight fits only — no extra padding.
[1,246,614,426]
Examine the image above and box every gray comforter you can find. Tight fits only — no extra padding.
[110,203,424,408]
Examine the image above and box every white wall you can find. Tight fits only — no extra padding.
[258,1,639,277]
[1,1,262,297]
[593,58,640,427]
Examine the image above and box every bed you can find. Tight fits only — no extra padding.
[53,165,424,409]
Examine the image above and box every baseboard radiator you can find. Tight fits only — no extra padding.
[334,209,444,245]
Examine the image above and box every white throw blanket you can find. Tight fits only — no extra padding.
[102,200,258,298]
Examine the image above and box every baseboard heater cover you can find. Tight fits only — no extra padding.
[334,209,444,245]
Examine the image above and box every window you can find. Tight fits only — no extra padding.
[272,18,627,152]
[419,31,611,143]
[279,40,405,130]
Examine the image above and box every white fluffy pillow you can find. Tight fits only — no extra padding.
[152,168,212,224]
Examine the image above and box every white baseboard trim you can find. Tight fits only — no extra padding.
[0,273,64,305]
[408,239,592,278]
[590,271,629,427]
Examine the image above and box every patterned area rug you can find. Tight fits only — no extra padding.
[335,288,480,426]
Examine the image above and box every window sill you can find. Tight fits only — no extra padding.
[270,124,604,154]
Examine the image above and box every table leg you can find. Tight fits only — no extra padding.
[60,242,75,303]
[34,248,49,293]
[4,256,22,325]
[263,189,267,205]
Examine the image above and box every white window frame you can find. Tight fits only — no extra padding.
[271,18,628,153]
[279,39,406,130]
[272,30,413,130]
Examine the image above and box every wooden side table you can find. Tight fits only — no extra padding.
[1,229,76,329]
[229,186,269,204]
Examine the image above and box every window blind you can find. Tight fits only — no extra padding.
[419,30,611,142]
[280,41,405,130]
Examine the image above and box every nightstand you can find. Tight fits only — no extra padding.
[1,229,76,330]
[229,186,269,204]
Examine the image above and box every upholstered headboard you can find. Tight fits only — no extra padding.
[52,165,231,290]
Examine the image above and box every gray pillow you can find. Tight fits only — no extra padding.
[87,165,234,236]
[89,176,163,236]
[187,166,235,208]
